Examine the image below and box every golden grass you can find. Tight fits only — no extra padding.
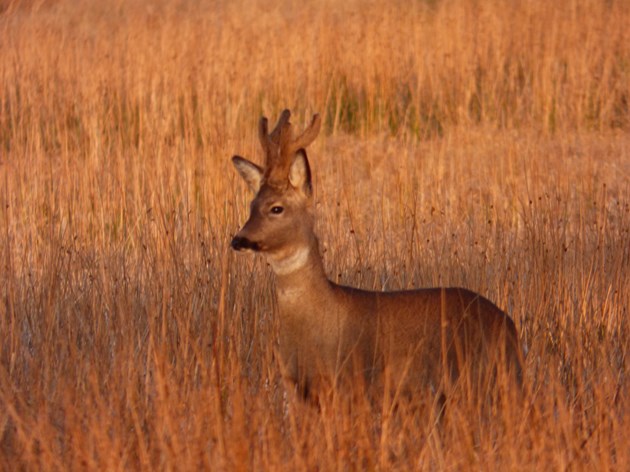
[0,0,628,469]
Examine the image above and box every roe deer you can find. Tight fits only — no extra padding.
[231,109,524,403]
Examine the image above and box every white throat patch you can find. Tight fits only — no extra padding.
[269,246,310,276]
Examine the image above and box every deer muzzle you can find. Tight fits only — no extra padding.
[231,235,261,252]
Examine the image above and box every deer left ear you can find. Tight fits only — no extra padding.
[289,149,312,195]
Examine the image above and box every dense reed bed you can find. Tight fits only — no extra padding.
[0,0,628,469]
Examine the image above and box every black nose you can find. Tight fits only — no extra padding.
[231,236,260,251]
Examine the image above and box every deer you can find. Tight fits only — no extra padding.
[230,109,525,406]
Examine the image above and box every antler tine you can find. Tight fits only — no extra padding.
[291,114,321,151]
[270,109,292,142]
[258,116,270,155]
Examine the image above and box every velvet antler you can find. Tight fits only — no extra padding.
[259,109,321,185]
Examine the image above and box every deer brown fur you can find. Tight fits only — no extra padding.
[231,109,524,402]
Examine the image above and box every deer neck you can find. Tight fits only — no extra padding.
[269,236,332,306]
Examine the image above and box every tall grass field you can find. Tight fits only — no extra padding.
[0,0,628,469]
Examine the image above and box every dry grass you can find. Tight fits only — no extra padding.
[0,0,628,469]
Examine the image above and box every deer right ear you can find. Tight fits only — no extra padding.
[232,156,263,193]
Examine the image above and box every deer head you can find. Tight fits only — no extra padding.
[231,110,321,271]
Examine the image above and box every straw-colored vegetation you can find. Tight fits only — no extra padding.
[0,0,628,469]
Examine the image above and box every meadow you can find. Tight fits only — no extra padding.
[0,0,628,469]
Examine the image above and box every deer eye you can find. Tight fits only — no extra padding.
[270,206,284,215]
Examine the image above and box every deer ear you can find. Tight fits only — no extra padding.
[232,155,263,193]
[289,149,312,195]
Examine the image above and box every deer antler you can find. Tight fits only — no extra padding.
[259,109,321,185]
[259,109,291,159]
[292,113,321,151]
